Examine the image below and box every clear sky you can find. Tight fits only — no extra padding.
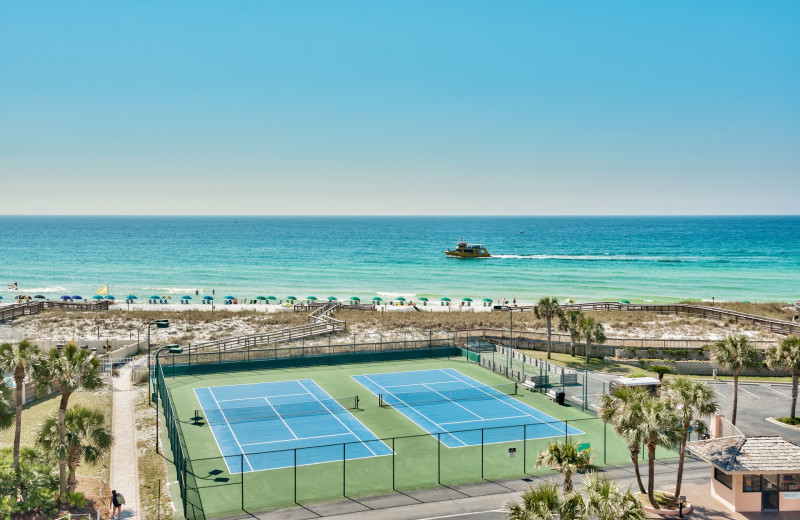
[1,1,798,215]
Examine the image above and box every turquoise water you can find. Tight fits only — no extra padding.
[0,216,798,303]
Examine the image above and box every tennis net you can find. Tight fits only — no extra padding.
[378,383,517,408]
[197,395,359,425]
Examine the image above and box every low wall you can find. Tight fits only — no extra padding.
[607,357,787,377]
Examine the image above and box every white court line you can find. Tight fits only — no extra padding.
[382,380,462,388]
[439,414,531,426]
[361,374,469,447]
[296,380,379,457]
[217,391,311,403]
[194,388,243,475]
[766,385,792,398]
[209,388,254,472]
[441,369,568,438]
[422,383,484,421]
[240,432,353,447]
[263,397,298,440]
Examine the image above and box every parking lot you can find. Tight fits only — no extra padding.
[705,380,800,442]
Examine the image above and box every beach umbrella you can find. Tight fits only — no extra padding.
[224,295,235,300]
[105,295,115,300]
[203,296,214,300]
[619,299,630,304]
[34,295,46,299]
[0,296,3,300]
[127,295,138,299]
[462,298,473,302]
[350,296,360,302]
[161,295,171,300]
[396,297,406,302]
[372,297,383,302]
[287,296,297,301]
[150,295,160,299]
[92,295,104,300]
[72,295,83,300]
[565,298,576,304]
[307,296,317,301]
[327,296,337,301]
[60,295,72,300]
[182,295,193,300]
[256,296,267,301]
[267,296,277,300]
[441,297,451,302]
[482,298,493,302]
[419,297,429,302]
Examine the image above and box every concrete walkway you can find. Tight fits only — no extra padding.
[109,365,141,520]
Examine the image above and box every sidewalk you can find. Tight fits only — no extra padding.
[109,365,141,520]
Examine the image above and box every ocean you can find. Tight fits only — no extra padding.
[0,216,798,304]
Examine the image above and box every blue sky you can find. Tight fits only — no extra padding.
[1,1,798,215]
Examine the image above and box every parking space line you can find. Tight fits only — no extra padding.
[737,385,760,399]
[766,385,792,399]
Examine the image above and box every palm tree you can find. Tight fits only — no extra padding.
[558,309,584,357]
[577,316,606,364]
[766,336,800,419]
[639,397,681,509]
[583,472,646,520]
[0,380,14,431]
[534,297,564,360]
[710,335,761,424]
[0,339,40,473]
[505,481,585,520]
[663,377,718,497]
[535,439,595,493]
[37,405,112,491]
[598,386,647,494]
[33,343,102,499]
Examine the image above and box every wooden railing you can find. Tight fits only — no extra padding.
[0,302,43,322]
[1,299,109,323]
[495,301,800,336]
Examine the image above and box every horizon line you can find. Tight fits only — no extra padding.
[0,214,798,218]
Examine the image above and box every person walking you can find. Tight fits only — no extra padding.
[110,489,124,520]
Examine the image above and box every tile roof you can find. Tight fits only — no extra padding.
[686,435,800,473]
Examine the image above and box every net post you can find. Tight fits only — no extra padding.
[355,395,359,409]
[564,420,568,444]
[523,424,527,474]
[241,453,244,510]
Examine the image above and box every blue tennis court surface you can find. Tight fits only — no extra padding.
[352,368,583,448]
[194,379,392,473]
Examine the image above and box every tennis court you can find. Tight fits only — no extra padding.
[194,379,392,472]
[352,368,583,448]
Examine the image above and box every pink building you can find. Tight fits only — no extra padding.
[686,413,800,513]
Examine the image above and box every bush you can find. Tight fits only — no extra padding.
[64,490,88,508]
[0,448,58,516]
[777,417,800,426]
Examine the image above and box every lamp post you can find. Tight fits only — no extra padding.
[679,495,686,518]
[147,319,169,381]
[154,344,182,454]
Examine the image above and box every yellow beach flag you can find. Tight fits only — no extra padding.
[97,284,109,295]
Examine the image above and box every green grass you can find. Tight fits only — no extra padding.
[162,355,648,518]
[777,417,800,426]
[514,349,651,376]
[0,386,111,481]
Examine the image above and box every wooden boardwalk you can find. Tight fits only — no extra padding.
[0,299,109,323]
[495,301,800,336]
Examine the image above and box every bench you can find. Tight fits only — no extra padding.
[522,380,536,392]
[562,373,578,384]
[546,389,558,401]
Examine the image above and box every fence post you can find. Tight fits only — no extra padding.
[241,453,244,510]
[182,458,187,513]
[481,429,485,478]
[343,443,346,497]
[437,433,441,485]
[523,424,527,474]
[294,449,298,503]
[565,420,568,443]
[392,437,395,491]
[603,421,607,465]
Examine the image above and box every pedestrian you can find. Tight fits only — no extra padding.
[512,297,516,306]
[110,489,124,520]
[212,288,215,295]
[195,289,199,296]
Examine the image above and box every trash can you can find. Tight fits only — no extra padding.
[556,391,566,406]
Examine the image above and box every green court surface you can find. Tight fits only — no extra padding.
[160,352,675,519]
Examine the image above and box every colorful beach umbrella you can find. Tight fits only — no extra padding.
[0,296,4,300]
[161,295,171,299]
[462,298,473,302]
[224,295,235,300]
[372,297,383,302]
[350,296,360,301]
[203,296,214,300]
[327,296,337,301]
[307,296,317,301]
[105,295,115,300]
[60,295,72,300]
[619,300,630,304]
[92,295,104,300]
[72,295,83,300]
[150,295,160,299]
[440,297,451,302]
[419,297,429,302]
[256,296,267,301]
[267,296,277,300]
[396,297,406,302]
[127,295,138,299]
[287,296,297,301]
[182,295,193,299]
[482,298,493,302]
[565,298,576,304]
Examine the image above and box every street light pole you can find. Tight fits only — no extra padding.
[154,344,182,454]
[147,319,169,387]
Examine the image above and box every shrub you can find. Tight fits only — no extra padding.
[777,417,800,426]
[64,490,88,508]
[0,448,58,516]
